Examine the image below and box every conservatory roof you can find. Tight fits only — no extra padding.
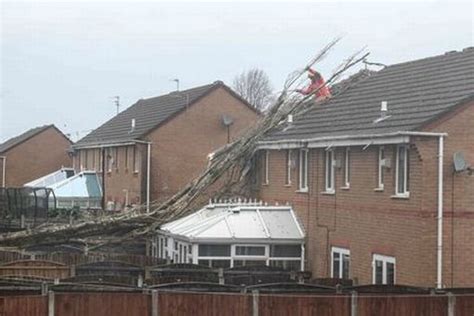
[24,168,75,187]
[161,201,305,242]
[48,171,102,198]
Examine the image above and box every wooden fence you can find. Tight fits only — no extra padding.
[0,291,472,316]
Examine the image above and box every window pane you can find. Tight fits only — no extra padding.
[333,252,340,278]
[236,246,265,256]
[270,245,301,258]
[387,262,395,285]
[234,260,266,267]
[198,259,210,267]
[398,147,406,194]
[342,254,350,279]
[269,260,301,271]
[198,244,231,257]
[375,260,383,284]
[210,260,231,268]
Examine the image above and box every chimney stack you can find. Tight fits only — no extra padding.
[381,101,388,117]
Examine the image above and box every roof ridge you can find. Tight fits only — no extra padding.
[383,47,474,70]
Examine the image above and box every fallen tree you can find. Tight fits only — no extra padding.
[0,39,369,248]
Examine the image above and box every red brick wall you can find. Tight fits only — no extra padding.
[256,101,473,287]
[423,101,474,287]
[73,144,145,209]
[1,127,72,187]
[74,86,258,209]
[146,86,259,203]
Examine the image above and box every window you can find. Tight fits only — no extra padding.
[124,146,129,170]
[83,150,88,169]
[114,147,119,170]
[263,150,269,185]
[107,148,113,172]
[395,145,409,196]
[90,149,96,170]
[373,254,396,285]
[198,244,231,257]
[377,146,385,189]
[235,245,266,256]
[325,149,335,192]
[331,247,350,279]
[298,149,308,191]
[98,148,103,172]
[133,146,140,173]
[285,149,292,185]
[343,148,350,188]
[270,245,301,258]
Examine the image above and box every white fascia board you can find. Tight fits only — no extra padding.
[257,131,448,150]
[72,140,150,150]
[187,237,304,244]
[259,135,410,150]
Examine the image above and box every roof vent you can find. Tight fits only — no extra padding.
[129,119,136,134]
[373,101,391,124]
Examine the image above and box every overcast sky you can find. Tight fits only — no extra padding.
[1,0,472,142]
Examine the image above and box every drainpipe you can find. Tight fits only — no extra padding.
[0,156,5,187]
[146,142,151,213]
[436,135,444,288]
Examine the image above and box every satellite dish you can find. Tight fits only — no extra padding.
[221,114,234,127]
[453,152,468,172]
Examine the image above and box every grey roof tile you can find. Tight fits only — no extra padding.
[0,125,54,153]
[74,81,226,147]
[265,48,474,142]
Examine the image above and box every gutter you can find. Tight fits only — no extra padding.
[257,131,448,148]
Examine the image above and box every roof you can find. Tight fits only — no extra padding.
[24,167,75,187]
[48,171,102,198]
[0,125,67,153]
[161,201,305,242]
[74,81,256,148]
[264,47,474,143]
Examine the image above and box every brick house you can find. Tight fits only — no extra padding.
[0,125,72,187]
[72,81,259,210]
[254,48,474,288]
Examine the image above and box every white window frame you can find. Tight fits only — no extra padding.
[331,247,350,278]
[285,149,292,186]
[133,146,140,173]
[343,148,350,188]
[377,146,385,190]
[325,149,335,193]
[298,149,308,192]
[372,254,396,285]
[263,150,269,185]
[395,145,409,197]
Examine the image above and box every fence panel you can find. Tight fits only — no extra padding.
[456,295,474,315]
[55,293,150,316]
[158,292,251,316]
[259,294,350,316]
[0,295,47,316]
[0,260,70,279]
[357,295,448,316]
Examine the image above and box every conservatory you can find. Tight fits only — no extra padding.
[25,168,102,209]
[153,200,306,271]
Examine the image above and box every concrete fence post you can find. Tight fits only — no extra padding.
[218,268,224,285]
[447,292,455,316]
[151,290,159,316]
[351,291,358,316]
[252,290,259,316]
[48,291,55,316]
